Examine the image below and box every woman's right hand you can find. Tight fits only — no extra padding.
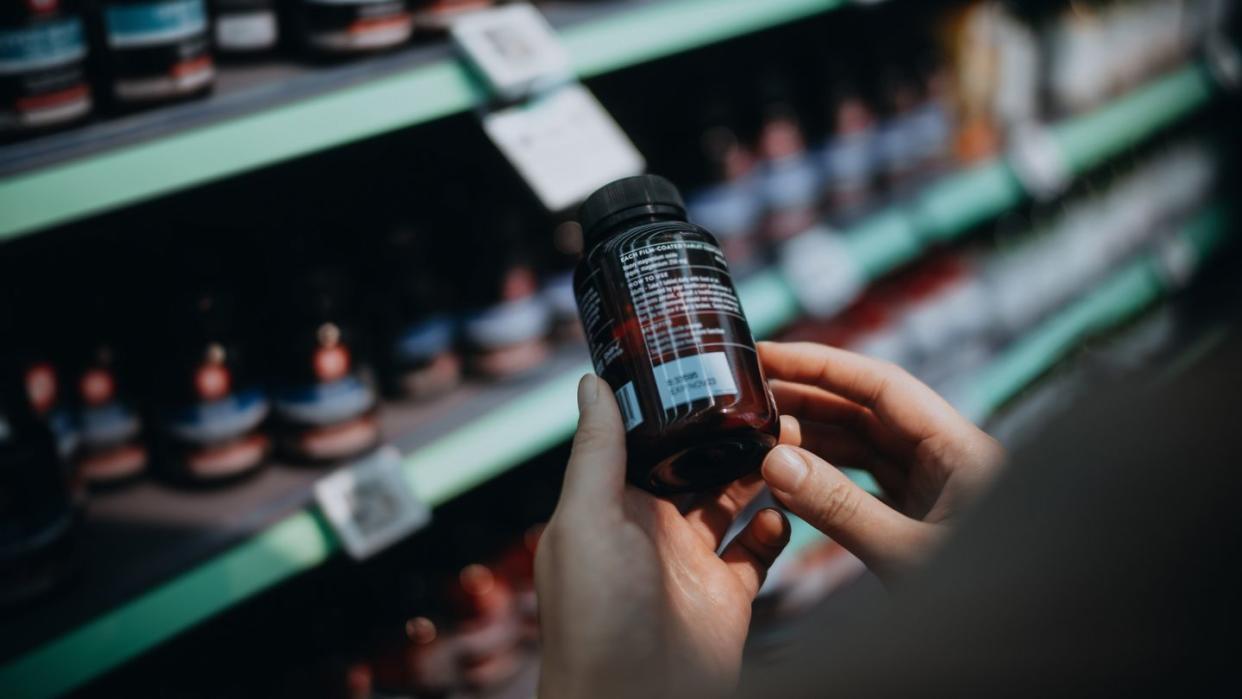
[757,342,1005,583]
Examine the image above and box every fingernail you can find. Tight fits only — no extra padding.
[577,374,599,406]
[763,446,808,493]
[755,509,790,547]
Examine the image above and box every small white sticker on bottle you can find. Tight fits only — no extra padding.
[653,352,738,411]
[614,382,643,432]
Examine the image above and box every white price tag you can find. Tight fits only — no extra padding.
[1205,38,1242,92]
[778,226,865,318]
[314,446,430,561]
[451,3,572,102]
[1155,233,1200,289]
[1007,123,1071,201]
[483,83,645,212]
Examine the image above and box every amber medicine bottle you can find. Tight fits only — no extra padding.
[574,175,779,494]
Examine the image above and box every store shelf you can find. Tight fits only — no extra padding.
[844,61,1217,281]
[0,63,1220,698]
[0,0,845,242]
[959,204,1230,421]
[783,204,1233,562]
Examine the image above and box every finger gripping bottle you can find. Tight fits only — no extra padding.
[574,175,779,494]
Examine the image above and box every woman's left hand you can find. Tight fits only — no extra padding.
[536,374,790,699]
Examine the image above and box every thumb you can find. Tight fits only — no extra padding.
[559,374,627,518]
[762,445,936,580]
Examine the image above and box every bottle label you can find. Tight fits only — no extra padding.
[215,10,277,51]
[614,382,643,431]
[104,0,208,49]
[0,62,90,129]
[0,19,85,73]
[392,315,454,363]
[462,296,551,350]
[80,402,142,446]
[301,1,412,53]
[272,375,376,427]
[164,388,269,445]
[619,238,745,362]
[652,352,737,411]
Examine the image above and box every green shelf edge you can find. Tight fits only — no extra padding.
[1052,63,1216,176]
[0,59,1219,699]
[0,0,844,242]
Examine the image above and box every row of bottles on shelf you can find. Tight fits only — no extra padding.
[634,0,1224,279]
[0,0,554,137]
[781,138,1218,406]
[0,205,583,494]
[3,0,1228,141]
[996,0,1228,119]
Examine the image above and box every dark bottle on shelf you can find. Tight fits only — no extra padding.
[209,0,279,55]
[69,324,148,489]
[574,175,779,494]
[819,77,879,221]
[267,268,380,464]
[95,0,214,106]
[541,218,586,342]
[683,95,764,277]
[458,208,552,380]
[151,285,270,484]
[295,0,413,55]
[755,73,820,245]
[875,66,924,194]
[0,324,79,608]
[0,0,93,137]
[14,292,82,490]
[368,221,462,402]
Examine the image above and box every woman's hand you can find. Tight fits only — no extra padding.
[536,375,789,699]
[758,341,1005,583]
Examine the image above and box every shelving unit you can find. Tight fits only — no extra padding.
[0,52,1219,696]
[787,203,1232,566]
[0,0,846,243]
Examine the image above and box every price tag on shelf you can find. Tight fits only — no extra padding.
[455,2,644,212]
[778,225,865,319]
[1007,123,1071,202]
[1154,231,1200,289]
[314,446,430,561]
[1205,38,1242,92]
[483,83,645,212]
[450,3,572,102]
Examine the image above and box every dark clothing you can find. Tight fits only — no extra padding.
[742,328,1242,697]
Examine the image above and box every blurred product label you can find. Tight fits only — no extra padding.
[104,0,207,48]
[778,226,865,318]
[450,2,570,101]
[482,83,644,212]
[214,2,278,52]
[463,3,642,211]
[1007,124,1071,201]
[315,446,431,560]
[0,19,84,70]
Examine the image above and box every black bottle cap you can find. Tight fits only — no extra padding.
[578,175,687,248]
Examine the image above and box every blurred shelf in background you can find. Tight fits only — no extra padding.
[0,0,846,242]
